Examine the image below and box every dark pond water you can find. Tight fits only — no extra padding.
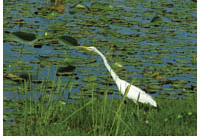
[3,0,197,102]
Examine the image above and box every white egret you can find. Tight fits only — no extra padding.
[79,46,157,107]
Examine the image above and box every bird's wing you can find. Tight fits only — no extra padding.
[116,79,155,105]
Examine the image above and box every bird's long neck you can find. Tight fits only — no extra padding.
[95,49,119,82]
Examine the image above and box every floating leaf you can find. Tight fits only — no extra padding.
[69,3,88,14]
[4,73,24,83]
[147,84,162,93]
[58,35,79,47]
[114,62,123,68]
[151,16,163,23]
[57,65,76,73]
[90,2,113,11]
[4,71,34,84]
[76,4,87,9]
[82,75,97,82]
[64,57,75,64]
[10,31,37,45]
[56,65,76,76]
[40,60,52,68]
[161,3,174,8]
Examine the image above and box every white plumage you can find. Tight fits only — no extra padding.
[80,46,157,107]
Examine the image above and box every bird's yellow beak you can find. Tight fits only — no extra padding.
[79,46,89,49]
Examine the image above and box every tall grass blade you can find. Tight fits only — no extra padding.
[62,98,96,123]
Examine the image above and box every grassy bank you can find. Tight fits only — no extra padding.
[3,79,197,136]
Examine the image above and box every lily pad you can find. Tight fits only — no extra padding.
[90,2,113,11]
[147,84,162,93]
[64,57,75,64]
[114,62,123,68]
[82,75,97,82]
[57,65,76,73]
[58,35,79,47]
[9,31,37,45]
[69,3,89,14]
[4,73,24,82]
[150,16,164,24]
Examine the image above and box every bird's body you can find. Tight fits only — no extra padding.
[116,79,157,107]
[80,46,157,107]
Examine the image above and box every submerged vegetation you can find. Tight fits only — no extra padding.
[3,0,196,136]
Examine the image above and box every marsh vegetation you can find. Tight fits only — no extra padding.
[3,0,197,136]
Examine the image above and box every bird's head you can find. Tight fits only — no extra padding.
[79,46,97,52]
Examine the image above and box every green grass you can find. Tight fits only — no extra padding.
[3,79,197,136]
